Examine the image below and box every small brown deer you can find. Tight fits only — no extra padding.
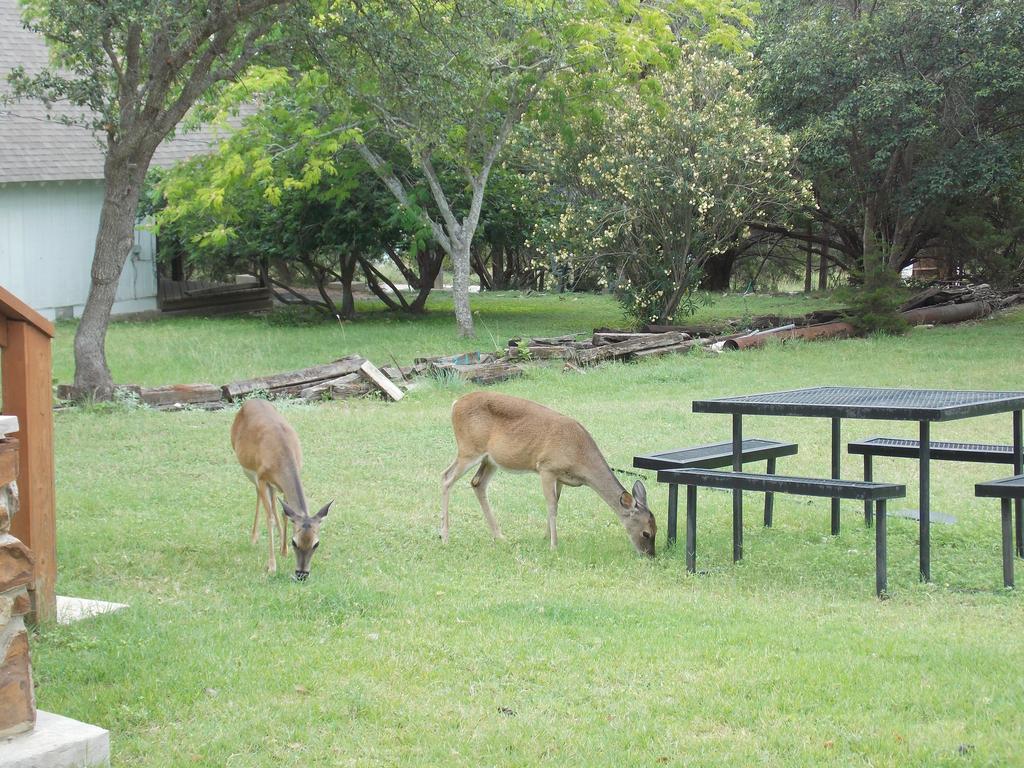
[441,391,656,555]
[230,400,331,580]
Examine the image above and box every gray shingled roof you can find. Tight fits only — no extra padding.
[0,0,229,184]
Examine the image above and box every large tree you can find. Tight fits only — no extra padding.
[755,0,1024,276]
[533,47,808,324]
[308,0,757,336]
[7,0,293,398]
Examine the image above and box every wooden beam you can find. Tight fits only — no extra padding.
[1,321,57,622]
[0,286,54,339]
[0,316,7,349]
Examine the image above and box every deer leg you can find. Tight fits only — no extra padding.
[271,488,288,557]
[440,454,482,543]
[541,472,560,549]
[250,487,261,545]
[470,458,505,541]
[257,479,277,574]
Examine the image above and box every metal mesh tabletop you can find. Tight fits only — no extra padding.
[693,387,1024,421]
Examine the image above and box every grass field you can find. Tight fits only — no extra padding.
[38,292,1024,766]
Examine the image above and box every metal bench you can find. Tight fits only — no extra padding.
[658,468,906,596]
[634,439,798,535]
[849,437,1018,526]
[975,475,1024,588]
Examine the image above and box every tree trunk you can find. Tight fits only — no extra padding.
[338,254,356,320]
[700,252,735,291]
[818,238,829,291]
[804,224,814,293]
[409,247,443,313]
[73,151,149,399]
[491,243,506,290]
[452,236,474,337]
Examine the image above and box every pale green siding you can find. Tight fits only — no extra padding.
[0,180,157,320]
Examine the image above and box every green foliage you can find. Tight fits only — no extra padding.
[840,258,910,336]
[532,47,810,325]
[757,0,1024,273]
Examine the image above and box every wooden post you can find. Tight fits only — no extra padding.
[0,287,57,622]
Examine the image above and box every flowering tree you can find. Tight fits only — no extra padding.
[543,48,810,324]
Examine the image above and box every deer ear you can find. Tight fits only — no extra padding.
[631,480,647,507]
[280,500,302,522]
[314,500,333,520]
[619,491,634,510]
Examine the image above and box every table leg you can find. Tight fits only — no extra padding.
[1014,410,1022,558]
[863,454,873,527]
[876,499,887,597]
[1002,498,1014,589]
[732,414,743,562]
[831,417,841,535]
[666,483,678,548]
[763,457,776,528]
[920,420,931,582]
[686,485,697,573]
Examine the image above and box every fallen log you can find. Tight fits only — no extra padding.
[575,331,690,366]
[902,300,994,326]
[520,345,575,360]
[138,383,223,407]
[431,360,524,385]
[593,331,691,346]
[222,355,365,401]
[632,340,702,359]
[299,372,361,400]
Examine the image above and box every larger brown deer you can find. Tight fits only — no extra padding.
[441,392,656,555]
[231,400,331,580]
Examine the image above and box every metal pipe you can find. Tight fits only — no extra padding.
[722,321,855,350]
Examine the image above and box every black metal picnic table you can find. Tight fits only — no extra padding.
[692,387,1024,581]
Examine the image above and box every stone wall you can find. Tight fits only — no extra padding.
[0,478,36,737]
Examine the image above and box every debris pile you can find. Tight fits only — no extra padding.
[55,281,1021,410]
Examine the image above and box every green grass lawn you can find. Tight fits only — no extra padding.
[51,289,837,386]
[38,294,1024,766]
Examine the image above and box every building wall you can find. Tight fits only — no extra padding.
[0,180,157,321]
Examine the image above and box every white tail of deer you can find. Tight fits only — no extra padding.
[231,400,331,580]
[440,392,656,555]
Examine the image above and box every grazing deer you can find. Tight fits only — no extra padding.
[441,392,656,555]
[230,400,331,580]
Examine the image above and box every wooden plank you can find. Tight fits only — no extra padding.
[0,286,55,338]
[1,320,57,621]
[222,355,366,400]
[330,379,374,398]
[0,316,7,348]
[299,373,361,400]
[575,331,689,366]
[0,440,18,487]
[632,340,701,359]
[138,384,223,407]
[359,361,404,401]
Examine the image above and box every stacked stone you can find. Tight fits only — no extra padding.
[0,473,36,737]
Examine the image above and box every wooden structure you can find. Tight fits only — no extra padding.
[0,285,56,621]
[157,277,272,316]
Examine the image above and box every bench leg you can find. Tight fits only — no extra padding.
[863,455,874,528]
[685,485,697,573]
[1002,498,1014,589]
[875,499,887,597]
[831,417,841,536]
[732,414,743,562]
[666,484,678,548]
[1014,410,1022,557]
[763,457,776,528]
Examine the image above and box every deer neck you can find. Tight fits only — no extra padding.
[276,459,308,515]
[584,461,628,519]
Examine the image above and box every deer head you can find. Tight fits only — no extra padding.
[619,480,656,557]
[281,500,332,581]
